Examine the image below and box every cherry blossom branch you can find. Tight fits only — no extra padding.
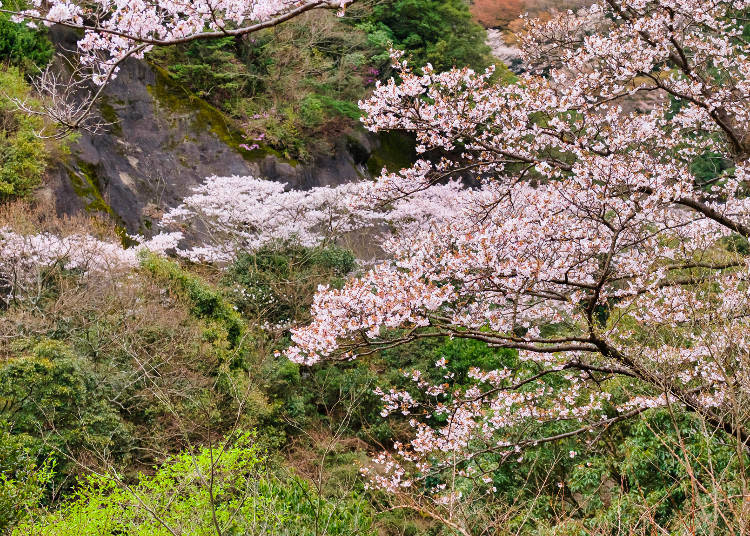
[3,0,355,135]
[0,1,345,47]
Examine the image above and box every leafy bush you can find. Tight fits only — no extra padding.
[0,67,48,200]
[0,13,53,72]
[141,252,247,351]
[357,0,493,72]
[224,244,355,326]
[149,11,378,160]
[0,249,253,489]
[16,432,376,536]
[0,339,132,486]
[0,425,55,533]
[159,36,252,102]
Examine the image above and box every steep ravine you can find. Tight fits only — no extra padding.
[43,28,411,235]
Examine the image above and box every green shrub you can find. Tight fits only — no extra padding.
[224,244,355,325]
[141,253,246,351]
[149,11,377,160]
[0,425,55,533]
[16,432,375,536]
[0,66,48,200]
[0,13,53,72]
[300,95,325,127]
[358,0,493,72]
[154,36,253,102]
[0,339,132,487]
[319,96,362,121]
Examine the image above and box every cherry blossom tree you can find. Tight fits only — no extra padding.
[159,175,375,263]
[286,0,750,513]
[0,227,181,304]
[1,0,352,137]
[158,174,464,263]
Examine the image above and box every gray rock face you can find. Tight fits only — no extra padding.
[44,28,390,235]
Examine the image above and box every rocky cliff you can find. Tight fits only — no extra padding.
[43,28,407,236]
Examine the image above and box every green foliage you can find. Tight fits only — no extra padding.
[357,0,493,72]
[271,336,518,447]
[17,432,375,536]
[0,66,48,200]
[0,425,55,533]
[437,337,515,384]
[149,11,377,160]
[556,410,745,535]
[690,150,733,188]
[0,260,255,490]
[300,94,326,127]
[148,2,508,160]
[0,13,53,72]
[224,244,355,325]
[318,95,362,121]
[668,96,734,191]
[160,37,251,102]
[0,339,132,485]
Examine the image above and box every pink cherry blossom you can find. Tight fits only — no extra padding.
[0,228,181,304]
[285,0,750,497]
